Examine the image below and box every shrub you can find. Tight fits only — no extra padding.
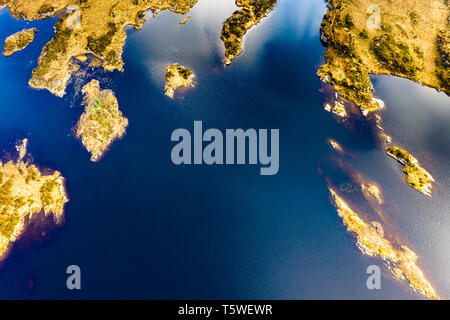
[359,30,369,39]
[371,33,418,76]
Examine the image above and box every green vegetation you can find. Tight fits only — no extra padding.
[409,11,419,25]
[166,0,199,14]
[371,33,418,76]
[252,0,276,19]
[381,21,392,32]
[0,142,68,258]
[436,29,449,92]
[86,23,123,68]
[0,210,20,238]
[0,179,20,238]
[3,0,202,97]
[25,166,39,184]
[164,64,196,98]
[387,147,413,164]
[165,71,174,80]
[320,10,359,58]
[0,179,13,206]
[221,9,252,58]
[85,94,120,140]
[339,13,354,29]
[316,0,449,116]
[39,178,58,208]
[37,3,55,16]
[90,99,104,114]
[329,189,438,299]
[165,66,193,81]
[318,9,377,113]
[359,29,368,39]
[177,66,194,79]
[76,80,128,161]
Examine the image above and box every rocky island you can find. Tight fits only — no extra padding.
[361,182,383,204]
[221,0,277,65]
[329,188,438,299]
[318,0,449,115]
[2,28,37,57]
[0,139,68,260]
[0,0,200,161]
[76,80,128,162]
[325,101,347,118]
[164,64,196,99]
[387,147,435,197]
[327,138,344,153]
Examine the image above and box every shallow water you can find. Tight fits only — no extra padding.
[0,0,448,299]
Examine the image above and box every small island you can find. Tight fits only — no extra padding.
[0,139,68,260]
[76,80,128,162]
[164,64,196,99]
[387,147,434,197]
[329,188,438,299]
[2,28,37,57]
[221,0,277,65]
[324,101,347,118]
[361,182,383,204]
[179,16,191,25]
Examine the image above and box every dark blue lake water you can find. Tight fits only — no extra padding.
[0,0,448,299]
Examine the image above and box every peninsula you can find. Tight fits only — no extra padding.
[2,28,37,57]
[221,0,277,65]
[329,188,438,299]
[0,139,68,260]
[387,147,435,197]
[164,64,196,99]
[319,0,446,195]
[76,80,128,162]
